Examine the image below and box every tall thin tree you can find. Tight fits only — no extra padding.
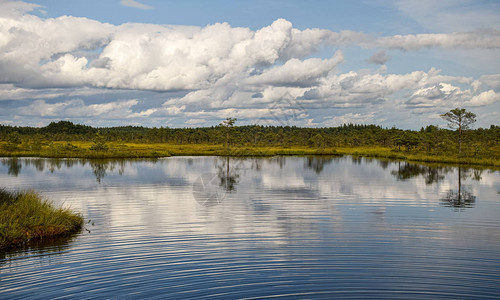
[220,117,237,152]
[440,108,476,154]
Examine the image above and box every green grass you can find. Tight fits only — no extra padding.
[0,189,83,251]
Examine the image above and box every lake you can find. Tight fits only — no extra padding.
[1,156,500,299]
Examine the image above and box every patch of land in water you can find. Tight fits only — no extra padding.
[0,189,83,251]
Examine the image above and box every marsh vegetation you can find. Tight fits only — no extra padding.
[0,119,499,166]
[0,189,83,250]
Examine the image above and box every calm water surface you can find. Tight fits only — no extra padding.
[1,156,500,299]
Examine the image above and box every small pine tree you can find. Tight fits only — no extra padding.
[440,108,476,154]
[90,131,109,151]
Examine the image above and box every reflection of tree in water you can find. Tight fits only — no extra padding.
[351,156,362,165]
[441,189,476,210]
[25,158,69,173]
[192,157,242,206]
[89,159,127,183]
[391,162,449,185]
[2,158,129,183]
[274,156,286,169]
[3,158,81,176]
[216,157,240,192]
[90,160,107,183]
[378,159,390,169]
[2,158,22,176]
[471,169,482,181]
[48,158,63,173]
[441,167,479,210]
[24,158,46,172]
[305,156,335,174]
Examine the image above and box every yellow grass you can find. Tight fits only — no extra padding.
[1,141,499,168]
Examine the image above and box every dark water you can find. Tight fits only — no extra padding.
[1,156,499,299]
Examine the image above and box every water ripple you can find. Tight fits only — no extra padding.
[1,157,500,299]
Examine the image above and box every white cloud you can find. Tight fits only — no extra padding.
[0,0,41,17]
[376,29,500,51]
[466,90,500,106]
[183,107,308,122]
[1,9,498,92]
[162,105,186,115]
[325,112,376,127]
[120,0,152,10]
[406,83,466,109]
[0,3,499,128]
[128,108,157,118]
[405,83,500,110]
[18,99,139,118]
[247,51,343,87]
[0,84,36,100]
[300,68,472,108]
[281,28,369,60]
[0,12,115,86]
[185,119,206,125]
[480,74,500,90]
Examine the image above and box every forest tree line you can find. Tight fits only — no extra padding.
[1,120,499,157]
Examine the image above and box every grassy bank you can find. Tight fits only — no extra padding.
[332,146,500,168]
[0,141,499,168]
[0,189,83,251]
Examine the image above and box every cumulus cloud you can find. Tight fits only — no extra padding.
[406,83,466,109]
[0,12,115,86]
[120,0,152,10]
[1,2,499,128]
[301,68,471,107]
[466,90,500,106]
[1,7,499,92]
[247,51,343,87]
[405,82,500,111]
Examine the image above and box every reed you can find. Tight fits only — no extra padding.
[0,189,83,250]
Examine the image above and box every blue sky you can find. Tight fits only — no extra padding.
[0,0,499,129]
[33,1,403,32]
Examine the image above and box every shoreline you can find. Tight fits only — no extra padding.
[1,143,499,169]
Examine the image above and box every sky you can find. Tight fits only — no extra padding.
[0,0,499,129]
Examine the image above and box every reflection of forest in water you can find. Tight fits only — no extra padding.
[1,158,130,183]
[1,157,493,210]
[391,162,481,210]
[213,156,341,193]
[191,156,339,206]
